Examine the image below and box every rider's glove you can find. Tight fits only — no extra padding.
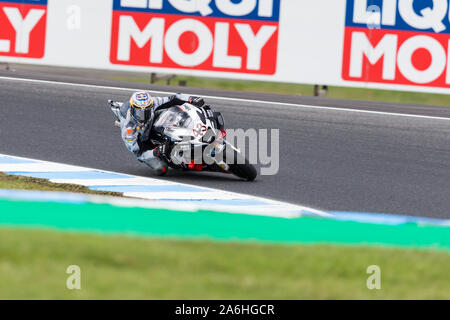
[189,96,205,107]
[153,141,171,159]
[153,146,163,158]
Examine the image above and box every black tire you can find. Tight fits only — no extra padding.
[229,162,257,181]
[225,149,257,181]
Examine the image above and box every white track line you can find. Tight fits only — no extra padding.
[0,163,92,172]
[0,76,449,121]
[49,178,174,186]
[124,191,254,200]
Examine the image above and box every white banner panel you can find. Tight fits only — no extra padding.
[0,0,449,94]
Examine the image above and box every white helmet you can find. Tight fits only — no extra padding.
[129,91,154,123]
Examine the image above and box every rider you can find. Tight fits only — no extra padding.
[116,91,205,175]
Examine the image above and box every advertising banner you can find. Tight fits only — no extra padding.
[110,0,280,75]
[0,0,448,95]
[0,0,48,59]
[342,0,450,90]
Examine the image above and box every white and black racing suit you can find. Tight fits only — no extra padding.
[118,93,204,173]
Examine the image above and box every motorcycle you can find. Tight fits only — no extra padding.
[108,100,257,181]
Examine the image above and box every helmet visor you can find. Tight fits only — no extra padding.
[132,108,153,123]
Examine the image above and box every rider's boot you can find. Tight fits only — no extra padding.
[138,149,168,176]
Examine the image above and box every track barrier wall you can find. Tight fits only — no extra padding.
[0,0,449,94]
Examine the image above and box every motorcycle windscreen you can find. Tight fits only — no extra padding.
[153,107,203,141]
[153,108,196,129]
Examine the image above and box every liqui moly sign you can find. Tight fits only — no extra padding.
[342,0,450,89]
[0,0,47,59]
[110,0,280,74]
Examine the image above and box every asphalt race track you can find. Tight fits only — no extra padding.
[0,70,449,219]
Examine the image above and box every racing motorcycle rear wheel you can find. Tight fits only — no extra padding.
[224,148,257,181]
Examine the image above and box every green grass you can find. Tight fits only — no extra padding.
[0,227,449,299]
[112,75,450,107]
[1,166,449,299]
[0,172,121,197]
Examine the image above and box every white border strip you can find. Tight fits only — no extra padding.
[0,153,332,218]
